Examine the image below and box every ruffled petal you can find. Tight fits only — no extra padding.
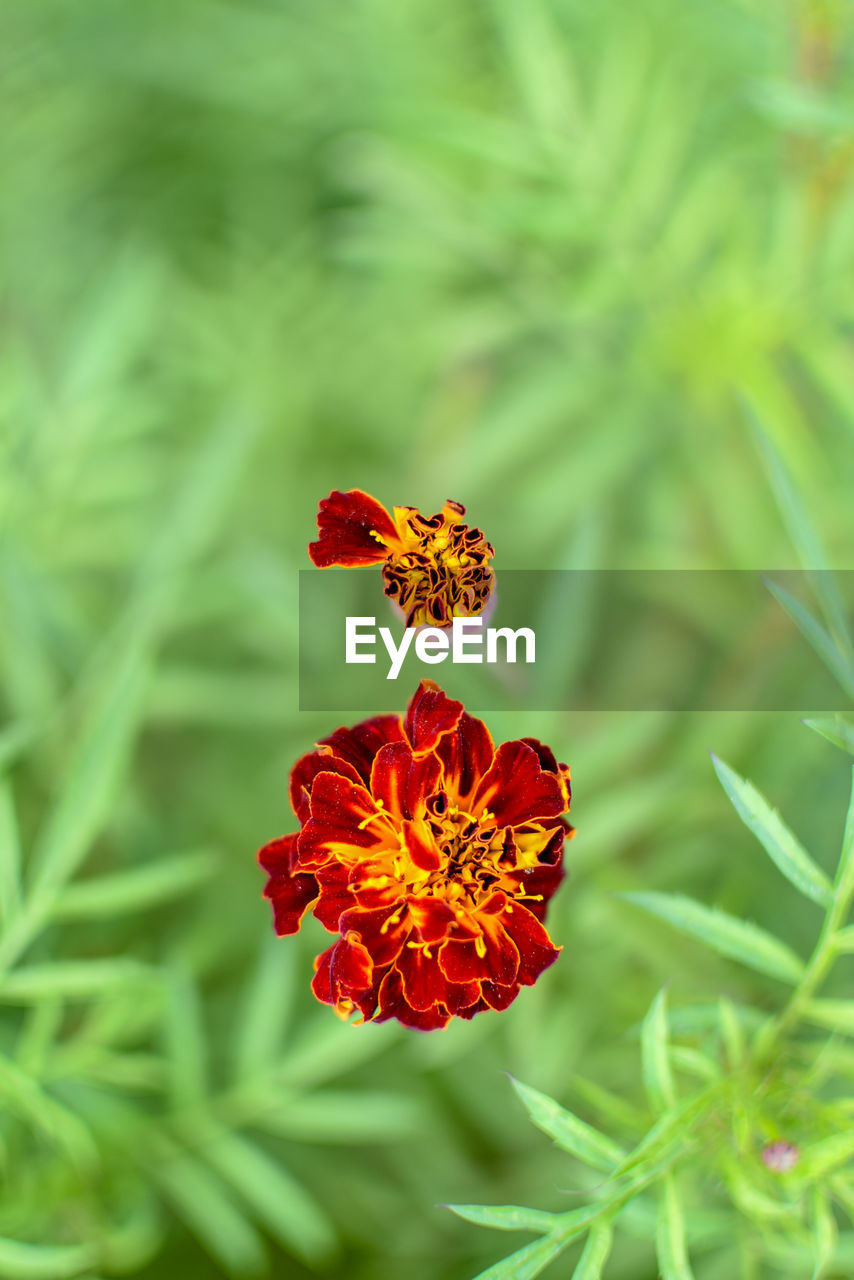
[439,911,520,986]
[289,749,363,823]
[403,680,464,757]
[501,901,561,985]
[318,714,405,784]
[338,902,410,968]
[473,741,566,827]
[297,772,395,870]
[308,489,400,567]
[311,935,374,1013]
[312,861,354,932]
[370,741,442,821]
[374,968,450,1030]
[259,834,318,936]
[435,711,495,807]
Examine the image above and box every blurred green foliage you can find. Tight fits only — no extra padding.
[1,0,854,1277]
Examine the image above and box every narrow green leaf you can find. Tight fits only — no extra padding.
[797,1132,854,1181]
[234,934,296,1083]
[0,781,22,925]
[718,998,745,1068]
[711,755,832,907]
[836,766,854,910]
[668,1047,718,1083]
[656,1175,695,1280]
[804,717,854,755]
[165,965,207,1110]
[802,999,854,1035]
[54,850,215,920]
[571,1221,614,1280]
[150,1141,266,1277]
[250,1089,422,1143]
[0,960,158,1003]
[510,1078,626,1171]
[0,1237,96,1279]
[834,925,854,953]
[811,1186,836,1279]
[200,1127,335,1264]
[445,1204,557,1233]
[623,892,805,984]
[472,1232,570,1280]
[764,579,854,699]
[642,987,676,1113]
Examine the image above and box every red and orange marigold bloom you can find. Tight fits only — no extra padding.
[308,489,495,628]
[258,680,572,1030]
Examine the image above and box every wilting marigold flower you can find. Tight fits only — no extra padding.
[258,681,572,1030]
[308,489,495,628]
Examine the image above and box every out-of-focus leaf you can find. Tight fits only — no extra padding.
[571,1220,614,1279]
[233,934,296,1084]
[247,1089,423,1143]
[0,960,159,1003]
[642,987,676,1113]
[656,1174,695,1280]
[510,1078,625,1171]
[623,892,805,984]
[803,999,854,1035]
[711,755,832,907]
[811,1186,837,1279]
[804,717,854,755]
[796,1132,854,1181]
[54,850,215,919]
[764,579,854,699]
[472,1232,571,1280]
[164,965,207,1111]
[445,1204,557,1233]
[0,1237,96,1279]
[199,1126,336,1265]
[836,766,854,907]
[0,780,21,925]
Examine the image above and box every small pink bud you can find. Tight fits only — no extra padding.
[762,1141,799,1172]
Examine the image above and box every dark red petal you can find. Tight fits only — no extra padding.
[435,711,495,806]
[507,861,565,922]
[311,936,374,1011]
[439,920,520,986]
[370,742,442,821]
[397,943,451,1012]
[374,968,450,1030]
[481,981,520,1012]
[258,833,298,877]
[402,818,441,871]
[289,749,363,823]
[473,741,566,827]
[403,680,464,758]
[407,896,456,944]
[338,903,410,968]
[312,861,354,932]
[501,901,561,985]
[319,715,406,784]
[519,737,559,774]
[311,946,335,1004]
[297,772,393,871]
[308,489,399,567]
[259,835,318,936]
[347,858,405,911]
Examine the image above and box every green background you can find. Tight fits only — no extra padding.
[1,1,853,1277]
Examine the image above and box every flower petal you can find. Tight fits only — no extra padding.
[407,896,456,944]
[375,968,450,1030]
[308,489,400,567]
[312,861,355,932]
[311,935,374,1011]
[439,913,520,986]
[435,711,495,807]
[403,680,464,757]
[402,817,441,872]
[338,902,410,968]
[473,741,566,827]
[318,715,405,784]
[289,749,363,823]
[297,772,395,870]
[259,835,319,936]
[370,742,442,821]
[501,901,561,985]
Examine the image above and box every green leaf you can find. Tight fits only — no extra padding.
[251,1089,422,1143]
[0,1237,96,1279]
[150,1140,266,1277]
[445,1205,558,1233]
[623,892,805,984]
[571,1221,614,1280]
[764,579,854,699]
[802,999,854,1035]
[656,1174,695,1280]
[642,987,676,1112]
[811,1186,836,1279]
[718,998,745,1068]
[165,965,207,1110]
[472,1232,570,1280]
[711,755,833,907]
[797,1132,854,1181]
[510,1078,626,1171]
[199,1127,336,1265]
[233,934,296,1083]
[0,780,22,925]
[834,925,854,953]
[0,959,158,1003]
[804,717,854,755]
[836,766,854,910]
[54,850,215,920]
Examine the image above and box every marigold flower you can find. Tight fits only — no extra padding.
[259,680,572,1030]
[308,489,495,628]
